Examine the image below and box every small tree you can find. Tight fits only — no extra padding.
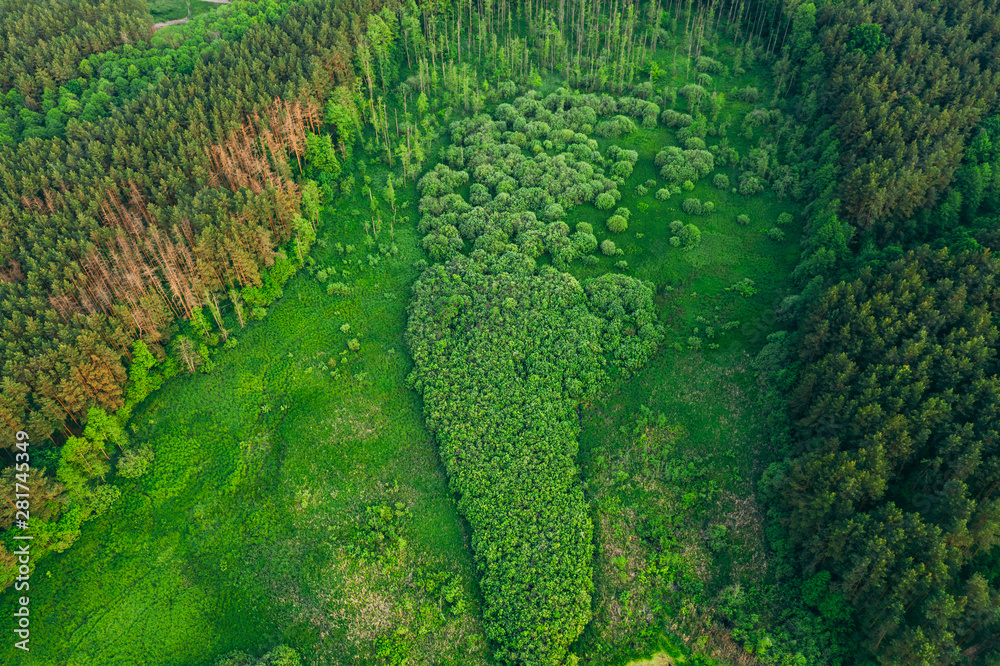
[600,240,617,255]
[607,215,628,233]
[682,198,703,215]
[595,192,616,210]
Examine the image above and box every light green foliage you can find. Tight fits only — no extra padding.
[607,214,628,233]
[117,445,154,479]
[682,198,703,215]
[777,212,793,226]
[669,220,685,235]
[407,254,660,664]
[714,173,730,190]
[656,188,671,200]
[766,227,785,241]
[679,224,701,249]
[736,214,750,226]
[727,278,758,297]
[669,235,681,247]
[601,239,617,255]
[596,192,616,210]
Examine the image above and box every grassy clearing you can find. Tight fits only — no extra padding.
[0,188,486,665]
[565,39,800,666]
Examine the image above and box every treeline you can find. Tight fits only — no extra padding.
[750,1,1000,664]
[0,0,385,586]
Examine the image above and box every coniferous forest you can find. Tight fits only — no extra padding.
[1,0,1000,664]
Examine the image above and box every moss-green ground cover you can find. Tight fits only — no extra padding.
[0,195,487,665]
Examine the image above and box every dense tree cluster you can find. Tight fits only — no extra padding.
[787,0,1000,266]
[0,0,385,451]
[0,0,149,96]
[418,91,653,268]
[407,252,660,664]
[764,247,1000,662]
[408,87,662,662]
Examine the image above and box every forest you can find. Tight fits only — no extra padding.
[0,0,999,664]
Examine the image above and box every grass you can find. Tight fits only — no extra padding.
[562,36,800,666]
[0,188,487,665]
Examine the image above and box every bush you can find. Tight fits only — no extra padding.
[703,201,715,214]
[614,207,631,220]
[594,115,637,138]
[576,222,593,235]
[326,282,351,296]
[348,338,361,351]
[739,175,764,196]
[595,192,616,210]
[607,215,628,234]
[615,260,628,271]
[767,227,785,241]
[777,212,793,226]
[545,203,566,220]
[655,188,671,201]
[669,236,681,247]
[682,198,703,215]
[713,174,730,189]
[736,214,750,226]
[682,180,695,191]
[669,220,685,234]
[680,223,702,248]
[600,239,617,255]
[733,86,760,103]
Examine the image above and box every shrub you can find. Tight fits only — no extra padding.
[777,212,793,226]
[615,260,628,271]
[594,115,637,138]
[713,174,730,189]
[600,239,617,255]
[576,222,594,235]
[682,180,695,191]
[545,203,566,220]
[595,192,616,210]
[118,445,154,479]
[326,282,351,296]
[687,336,703,349]
[581,254,599,266]
[736,214,750,226]
[348,338,361,352]
[703,201,715,214]
[655,188,671,201]
[767,227,785,241]
[682,198,703,215]
[733,86,760,103]
[607,215,628,233]
[635,185,648,196]
[615,207,631,220]
[696,56,725,74]
[680,223,701,248]
[739,175,764,196]
[728,278,758,297]
[669,220,685,234]
[669,236,681,247]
